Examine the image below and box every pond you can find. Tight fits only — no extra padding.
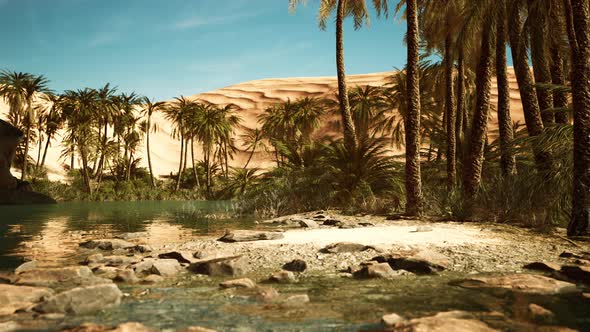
[0,202,589,331]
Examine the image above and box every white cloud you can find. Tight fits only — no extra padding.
[171,11,264,30]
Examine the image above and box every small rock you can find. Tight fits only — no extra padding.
[93,266,120,279]
[128,245,153,253]
[192,250,232,260]
[373,249,448,275]
[0,321,21,332]
[390,311,496,332]
[523,262,562,273]
[382,313,406,327]
[113,269,139,283]
[177,327,217,332]
[37,313,65,320]
[298,219,319,228]
[353,263,399,279]
[150,259,182,277]
[14,261,37,274]
[220,278,256,289]
[188,256,246,277]
[116,232,149,240]
[313,214,328,220]
[281,294,310,307]
[321,242,374,253]
[218,230,284,242]
[33,284,122,314]
[101,255,140,267]
[410,226,433,232]
[560,265,590,284]
[255,286,280,302]
[142,275,164,284]
[358,222,375,227]
[268,270,297,283]
[79,239,134,250]
[322,219,342,226]
[131,259,156,276]
[15,266,111,288]
[282,259,307,272]
[528,303,554,322]
[338,223,357,229]
[84,253,104,265]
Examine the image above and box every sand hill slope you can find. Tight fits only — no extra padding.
[0,69,525,182]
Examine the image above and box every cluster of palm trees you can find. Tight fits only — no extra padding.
[290,0,590,237]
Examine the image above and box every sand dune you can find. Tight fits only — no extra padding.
[0,69,526,182]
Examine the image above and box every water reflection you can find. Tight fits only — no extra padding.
[0,201,253,270]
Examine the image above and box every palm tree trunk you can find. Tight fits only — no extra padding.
[563,0,579,57]
[182,137,189,174]
[191,138,200,189]
[567,0,590,236]
[70,146,75,171]
[243,138,258,170]
[463,16,494,197]
[404,0,423,216]
[175,134,184,191]
[444,31,456,189]
[147,115,155,188]
[80,146,92,195]
[456,47,465,161]
[335,0,358,151]
[205,144,212,194]
[40,133,51,168]
[508,0,551,170]
[551,43,570,123]
[36,130,42,169]
[21,104,32,181]
[496,0,517,176]
[528,0,555,125]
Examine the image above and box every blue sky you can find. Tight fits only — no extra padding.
[0,0,409,100]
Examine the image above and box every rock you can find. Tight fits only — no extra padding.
[357,222,375,227]
[523,262,562,273]
[297,218,319,228]
[60,322,157,332]
[219,278,256,289]
[389,311,497,332]
[281,294,310,307]
[217,230,284,242]
[192,250,232,260]
[127,245,153,253]
[92,266,120,279]
[0,321,21,332]
[102,255,140,267]
[381,313,406,327]
[177,327,217,332]
[150,259,182,277]
[111,322,156,332]
[33,284,122,314]
[338,223,357,229]
[321,242,374,253]
[116,232,149,240]
[254,286,280,302]
[113,269,139,283]
[322,219,342,226]
[560,265,590,284]
[131,259,156,276]
[353,263,399,279]
[410,226,433,232]
[0,284,54,315]
[80,239,134,250]
[453,274,578,294]
[559,251,590,260]
[84,254,104,265]
[528,303,554,322]
[38,313,66,320]
[15,266,111,288]
[188,256,246,277]
[14,260,37,274]
[142,275,164,284]
[267,270,297,283]
[158,251,195,264]
[282,259,307,272]
[373,249,448,275]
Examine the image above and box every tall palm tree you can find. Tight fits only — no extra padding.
[401,0,423,216]
[141,97,166,188]
[38,93,64,170]
[567,0,590,236]
[495,0,516,176]
[94,84,117,178]
[164,96,191,191]
[290,0,388,151]
[241,128,266,170]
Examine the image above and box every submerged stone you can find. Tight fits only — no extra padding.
[381,313,406,327]
[453,274,578,295]
[33,284,122,314]
[79,239,134,251]
[219,278,256,289]
[267,270,298,283]
[389,311,498,332]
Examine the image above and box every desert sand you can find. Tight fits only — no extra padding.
[0,69,525,182]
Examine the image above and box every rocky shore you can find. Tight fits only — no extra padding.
[0,211,589,331]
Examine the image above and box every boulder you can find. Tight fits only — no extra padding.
[296,218,319,228]
[92,266,120,279]
[254,286,280,302]
[149,259,182,277]
[560,265,590,284]
[15,266,111,288]
[188,256,246,277]
[33,284,122,314]
[0,284,54,315]
[80,239,134,250]
[523,262,562,273]
[282,259,307,272]
[528,303,554,322]
[113,269,139,283]
[217,230,284,242]
[101,255,140,267]
[321,242,374,253]
[14,260,37,274]
[353,263,399,279]
[372,249,448,275]
[158,251,195,264]
[381,313,405,327]
[453,274,578,295]
[131,259,157,276]
[219,278,256,289]
[267,270,297,283]
[142,275,164,284]
[84,253,104,265]
[389,311,498,332]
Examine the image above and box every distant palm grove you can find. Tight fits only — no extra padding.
[1,0,589,237]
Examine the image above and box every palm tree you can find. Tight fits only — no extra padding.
[94,84,117,178]
[141,97,166,188]
[241,128,266,170]
[495,0,516,176]
[401,0,423,216]
[290,0,388,151]
[163,96,191,191]
[38,93,64,170]
[567,0,590,236]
